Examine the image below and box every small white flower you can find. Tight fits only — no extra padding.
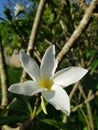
[8,45,88,116]
[14,3,25,16]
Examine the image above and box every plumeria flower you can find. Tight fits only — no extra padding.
[8,45,88,116]
[14,3,25,17]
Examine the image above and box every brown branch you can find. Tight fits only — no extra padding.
[20,0,46,82]
[77,0,98,17]
[0,35,8,108]
[69,82,79,100]
[79,108,91,130]
[71,90,98,112]
[27,0,46,55]
[76,0,88,11]
[2,125,20,130]
[56,0,97,62]
[78,84,94,130]
[34,48,42,63]
[69,82,94,130]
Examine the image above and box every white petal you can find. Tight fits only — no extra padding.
[20,51,40,81]
[40,45,58,78]
[42,84,70,116]
[52,67,88,87]
[8,81,45,96]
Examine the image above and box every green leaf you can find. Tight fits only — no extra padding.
[91,59,98,74]
[40,118,66,129]
[0,108,8,117]
[41,96,47,115]
[83,127,88,130]
[0,115,27,126]
[9,100,29,116]
[9,94,32,116]
[36,100,48,115]
[49,13,54,23]
[86,50,97,58]
[4,8,12,21]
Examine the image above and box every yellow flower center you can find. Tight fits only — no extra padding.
[38,78,53,91]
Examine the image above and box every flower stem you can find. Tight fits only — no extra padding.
[32,93,41,120]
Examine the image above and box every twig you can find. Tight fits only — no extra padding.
[0,35,8,108]
[56,0,97,62]
[20,0,46,82]
[78,84,94,130]
[77,0,98,17]
[27,0,46,55]
[76,0,88,11]
[79,108,91,130]
[69,82,79,100]
[31,94,41,119]
[2,125,20,130]
[34,50,41,63]
[88,90,93,97]
[72,90,98,112]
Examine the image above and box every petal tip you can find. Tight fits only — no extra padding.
[48,44,55,53]
[65,110,70,116]
[20,50,25,55]
[8,86,16,93]
[20,50,26,59]
[81,68,88,76]
[8,87,11,92]
[85,68,88,74]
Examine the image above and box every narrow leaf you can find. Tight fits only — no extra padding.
[40,118,66,129]
[41,96,47,114]
[0,115,27,126]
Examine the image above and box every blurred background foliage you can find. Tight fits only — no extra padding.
[0,0,98,129]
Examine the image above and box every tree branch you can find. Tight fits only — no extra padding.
[0,35,8,108]
[76,0,88,11]
[78,84,94,130]
[27,0,46,55]
[20,0,46,82]
[56,0,97,62]
[72,90,98,112]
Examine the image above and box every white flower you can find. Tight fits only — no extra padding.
[8,45,88,116]
[14,3,25,16]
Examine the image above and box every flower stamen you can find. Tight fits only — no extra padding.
[38,78,53,91]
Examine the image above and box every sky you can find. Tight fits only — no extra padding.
[0,0,7,17]
[0,0,33,20]
[0,0,92,18]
